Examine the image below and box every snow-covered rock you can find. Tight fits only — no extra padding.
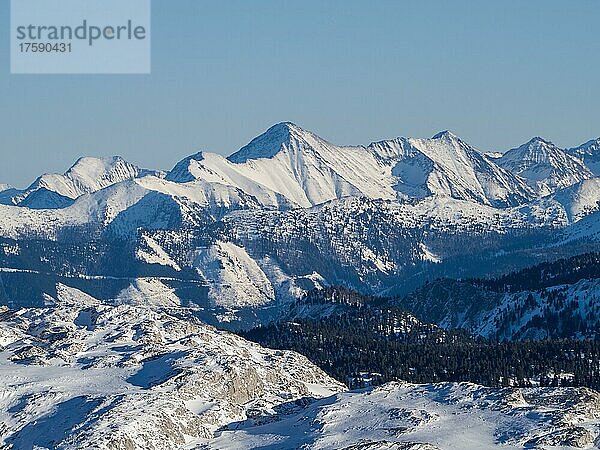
[567,137,600,176]
[545,177,600,223]
[0,284,344,449]
[208,381,600,449]
[498,137,593,196]
[373,130,535,207]
[9,156,164,208]
[167,123,392,208]
[193,241,275,311]
[167,124,535,209]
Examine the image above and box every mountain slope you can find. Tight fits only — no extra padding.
[371,131,535,207]
[498,138,593,195]
[398,252,600,340]
[544,177,600,222]
[0,191,591,329]
[168,123,395,208]
[0,175,269,240]
[567,137,600,175]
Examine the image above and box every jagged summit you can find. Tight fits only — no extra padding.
[156,123,538,209]
[527,136,553,145]
[51,155,160,192]
[571,137,600,152]
[502,137,562,164]
[63,155,161,187]
[67,155,126,171]
[502,136,575,164]
[516,136,556,151]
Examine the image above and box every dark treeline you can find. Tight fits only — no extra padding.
[244,317,600,390]
[242,287,600,390]
[471,252,600,292]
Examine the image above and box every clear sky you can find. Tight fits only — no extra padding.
[1,0,599,187]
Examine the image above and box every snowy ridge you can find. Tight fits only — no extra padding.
[545,178,600,223]
[168,122,394,208]
[5,156,164,209]
[568,137,600,176]
[4,125,600,215]
[498,137,593,195]
[167,124,536,208]
[0,175,268,239]
[370,131,535,207]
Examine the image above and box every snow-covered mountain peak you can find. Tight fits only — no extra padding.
[6,155,164,209]
[63,155,161,188]
[567,137,600,176]
[167,123,392,208]
[165,151,205,182]
[528,136,553,146]
[228,122,324,164]
[68,154,124,170]
[431,130,461,141]
[503,137,564,162]
[386,131,535,207]
[571,137,600,153]
[498,137,593,195]
[163,124,538,209]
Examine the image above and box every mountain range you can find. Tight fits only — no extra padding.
[2,123,600,448]
[5,123,598,213]
[2,123,599,325]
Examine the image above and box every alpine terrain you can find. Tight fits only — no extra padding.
[1,122,600,449]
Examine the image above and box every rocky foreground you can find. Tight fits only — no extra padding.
[0,283,343,449]
[0,283,599,449]
[209,382,600,450]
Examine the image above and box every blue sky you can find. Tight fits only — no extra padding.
[1,0,599,187]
